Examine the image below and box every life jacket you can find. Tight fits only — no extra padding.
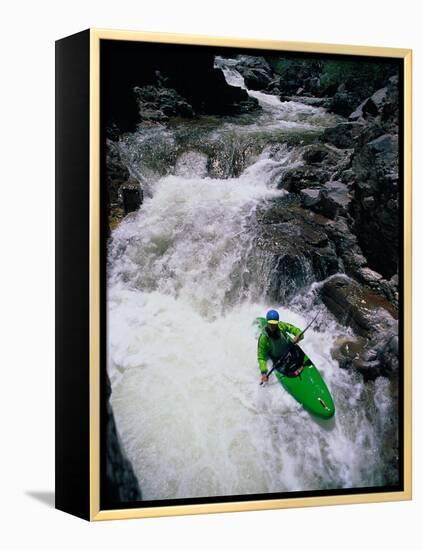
[264,326,291,361]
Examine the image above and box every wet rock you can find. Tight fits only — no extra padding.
[323,215,397,309]
[109,206,125,232]
[302,143,343,166]
[234,56,273,91]
[389,273,399,290]
[106,140,130,204]
[268,58,323,96]
[300,181,350,220]
[326,74,386,118]
[300,188,321,208]
[331,332,398,381]
[324,181,351,209]
[256,199,340,302]
[300,222,329,247]
[198,68,260,115]
[304,76,322,96]
[264,242,338,303]
[206,140,262,179]
[310,190,339,219]
[122,181,143,214]
[349,77,399,134]
[258,197,297,224]
[328,91,359,117]
[106,141,145,231]
[325,216,365,270]
[134,85,195,122]
[321,122,365,149]
[309,244,339,280]
[380,76,400,133]
[278,165,330,192]
[339,169,356,184]
[331,336,368,369]
[354,134,398,183]
[320,274,398,338]
[350,133,399,278]
[349,87,388,121]
[353,122,385,150]
[355,266,383,286]
[105,373,142,505]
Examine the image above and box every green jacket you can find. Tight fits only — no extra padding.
[258,321,303,374]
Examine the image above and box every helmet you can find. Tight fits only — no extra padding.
[266,309,279,325]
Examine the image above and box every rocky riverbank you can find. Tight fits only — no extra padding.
[272,70,400,382]
[104,373,142,505]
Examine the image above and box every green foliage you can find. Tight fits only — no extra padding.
[266,56,322,77]
[319,60,396,89]
[265,56,285,75]
[265,55,397,92]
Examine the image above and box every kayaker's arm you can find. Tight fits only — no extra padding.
[279,321,304,342]
[257,334,270,374]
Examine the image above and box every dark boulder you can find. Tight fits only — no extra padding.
[300,181,351,219]
[255,198,340,302]
[331,336,368,370]
[321,122,365,149]
[106,141,144,232]
[300,188,321,208]
[106,140,130,204]
[198,68,260,115]
[264,242,338,303]
[325,216,368,274]
[326,73,386,118]
[122,181,143,215]
[134,85,195,122]
[380,75,400,132]
[267,58,323,96]
[320,274,398,338]
[234,56,274,91]
[331,332,398,381]
[302,143,343,166]
[328,91,359,117]
[324,181,351,209]
[104,373,142,505]
[349,86,388,122]
[350,133,399,278]
[278,165,330,192]
[349,77,399,134]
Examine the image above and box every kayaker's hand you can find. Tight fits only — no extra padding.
[293,335,300,344]
[261,374,269,384]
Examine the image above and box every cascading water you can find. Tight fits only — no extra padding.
[107,59,398,500]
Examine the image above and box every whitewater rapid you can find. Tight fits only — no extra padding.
[107,61,398,500]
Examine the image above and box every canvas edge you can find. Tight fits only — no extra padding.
[88,28,413,522]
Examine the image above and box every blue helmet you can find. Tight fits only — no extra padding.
[266,309,279,325]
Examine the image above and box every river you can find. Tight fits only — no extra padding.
[106,59,399,500]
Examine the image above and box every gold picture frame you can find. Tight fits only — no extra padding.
[55,28,412,521]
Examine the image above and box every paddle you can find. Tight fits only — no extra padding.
[259,312,319,386]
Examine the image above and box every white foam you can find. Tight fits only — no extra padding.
[107,69,397,499]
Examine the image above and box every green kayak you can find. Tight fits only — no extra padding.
[256,317,335,419]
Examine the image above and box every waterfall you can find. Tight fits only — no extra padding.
[107,59,398,500]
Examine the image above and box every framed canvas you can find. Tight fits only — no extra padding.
[55,29,412,521]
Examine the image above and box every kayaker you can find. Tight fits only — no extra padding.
[258,309,304,384]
